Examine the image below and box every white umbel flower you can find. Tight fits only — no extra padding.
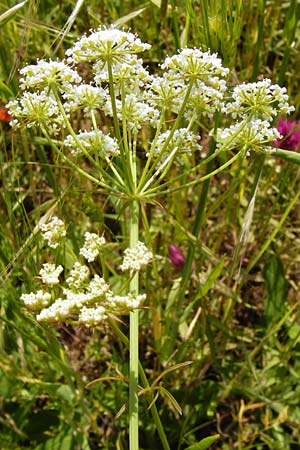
[120,241,153,271]
[79,232,106,262]
[63,84,108,112]
[7,91,63,135]
[78,305,107,326]
[20,290,51,310]
[223,78,294,120]
[216,119,281,154]
[19,59,82,91]
[161,48,229,85]
[39,263,63,285]
[36,298,74,322]
[39,217,66,249]
[66,26,151,64]
[107,293,146,309]
[64,130,119,157]
[66,262,90,290]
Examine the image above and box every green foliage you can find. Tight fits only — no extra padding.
[1,0,300,449]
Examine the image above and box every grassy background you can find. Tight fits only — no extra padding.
[1,1,300,449]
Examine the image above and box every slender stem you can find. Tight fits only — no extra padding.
[138,79,195,194]
[109,319,171,450]
[146,151,241,197]
[129,199,139,450]
[128,124,140,449]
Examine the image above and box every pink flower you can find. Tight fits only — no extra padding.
[274,116,300,150]
[168,245,185,268]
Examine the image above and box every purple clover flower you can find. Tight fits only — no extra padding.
[274,116,300,150]
[168,245,185,268]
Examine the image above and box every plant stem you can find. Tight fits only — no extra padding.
[128,120,139,450]
[129,199,140,450]
[109,319,171,450]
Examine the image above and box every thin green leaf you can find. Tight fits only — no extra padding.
[159,385,182,415]
[185,434,220,450]
[273,148,300,166]
[151,361,193,387]
[263,255,287,322]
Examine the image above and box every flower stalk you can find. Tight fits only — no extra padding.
[129,200,140,450]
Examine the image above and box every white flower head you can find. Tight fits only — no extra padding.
[120,241,153,271]
[63,84,108,112]
[79,232,106,262]
[152,128,202,165]
[66,262,90,290]
[78,305,107,326]
[66,26,151,64]
[104,93,159,129]
[87,274,111,298]
[20,290,51,310]
[7,91,63,135]
[36,298,73,322]
[19,59,82,91]
[94,54,152,90]
[147,76,185,111]
[39,263,63,285]
[223,78,294,120]
[39,216,66,249]
[161,48,229,86]
[64,130,119,157]
[216,119,281,154]
[107,293,146,310]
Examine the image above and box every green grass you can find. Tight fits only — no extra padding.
[1,0,300,449]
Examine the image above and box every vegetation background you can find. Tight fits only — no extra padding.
[1,0,300,449]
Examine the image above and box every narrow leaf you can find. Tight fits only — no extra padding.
[159,385,182,415]
[0,1,27,26]
[185,434,220,450]
[151,361,193,387]
[273,148,300,166]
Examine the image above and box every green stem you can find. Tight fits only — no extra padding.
[109,319,171,450]
[129,199,140,450]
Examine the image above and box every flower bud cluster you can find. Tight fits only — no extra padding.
[120,241,153,271]
[39,263,63,285]
[40,216,66,249]
[21,223,151,327]
[79,232,106,262]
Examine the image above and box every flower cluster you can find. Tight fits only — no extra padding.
[66,26,151,65]
[21,224,151,326]
[223,78,294,121]
[19,59,82,91]
[216,119,281,154]
[79,232,106,262]
[120,241,153,271]
[63,130,119,157]
[39,216,66,248]
[8,91,64,135]
[151,128,202,165]
[8,25,294,165]
[39,263,63,285]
